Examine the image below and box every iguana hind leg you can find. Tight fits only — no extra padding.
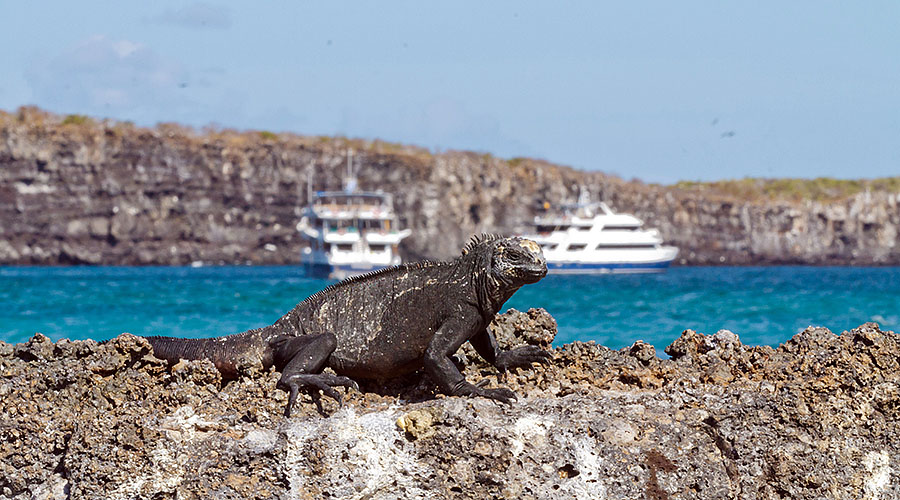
[271,332,358,417]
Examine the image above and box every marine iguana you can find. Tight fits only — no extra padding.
[146,234,550,416]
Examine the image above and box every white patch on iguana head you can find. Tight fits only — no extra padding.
[519,239,540,255]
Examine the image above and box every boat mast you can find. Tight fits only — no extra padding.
[577,185,591,205]
[306,166,313,205]
[344,148,358,193]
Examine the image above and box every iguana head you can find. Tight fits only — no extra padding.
[463,234,547,286]
[490,236,548,285]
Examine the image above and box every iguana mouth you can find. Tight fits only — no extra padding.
[523,264,548,283]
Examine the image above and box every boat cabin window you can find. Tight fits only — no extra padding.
[566,243,587,251]
[360,219,387,231]
[576,225,591,231]
[334,243,353,252]
[369,244,387,252]
[536,224,571,233]
[595,243,656,250]
[602,225,639,231]
[540,243,558,251]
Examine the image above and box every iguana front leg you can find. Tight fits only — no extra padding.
[469,327,553,372]
[423,314,519,404]
[271,333,358,417]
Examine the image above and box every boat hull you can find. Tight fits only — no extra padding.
[546,258,674,274]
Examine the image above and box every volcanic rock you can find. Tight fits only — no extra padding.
[1,309,899,499]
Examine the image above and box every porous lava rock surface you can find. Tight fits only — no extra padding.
[1,308,898,499]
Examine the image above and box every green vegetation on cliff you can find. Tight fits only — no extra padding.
[673,177,900,203]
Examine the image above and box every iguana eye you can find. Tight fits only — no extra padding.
[508,252,526,263]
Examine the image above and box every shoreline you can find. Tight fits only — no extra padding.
[5,266,899,352]
[6,262,900,270]
[2,309,899,498]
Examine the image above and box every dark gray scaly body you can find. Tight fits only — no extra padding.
[146,235,550,416]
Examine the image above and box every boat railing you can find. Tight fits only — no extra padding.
[313,202,390,213]
[326,227,403,236]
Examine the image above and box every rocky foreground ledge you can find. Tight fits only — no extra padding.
[2,309,899,500]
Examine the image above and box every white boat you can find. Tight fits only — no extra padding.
[296,152,411,280]
[520,197,678,274]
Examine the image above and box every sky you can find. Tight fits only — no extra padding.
[1,1,898,184]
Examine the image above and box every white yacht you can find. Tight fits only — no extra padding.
[296,152,411,280]
[520,198,678,274]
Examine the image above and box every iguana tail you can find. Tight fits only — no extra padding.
[145,335,248,378]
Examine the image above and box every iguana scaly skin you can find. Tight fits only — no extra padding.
[146,234,550,416]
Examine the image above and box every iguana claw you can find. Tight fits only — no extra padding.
[476,387,518,405]
[496,345,553,371]
[279,373,359,417]
[452,381,519,405]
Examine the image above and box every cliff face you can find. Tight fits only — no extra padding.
[2,107,898,265]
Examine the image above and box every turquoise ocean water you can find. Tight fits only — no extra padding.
[2,266,898,350]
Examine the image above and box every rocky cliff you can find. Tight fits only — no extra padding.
[2,309,899,499]
[2,107,898,265]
